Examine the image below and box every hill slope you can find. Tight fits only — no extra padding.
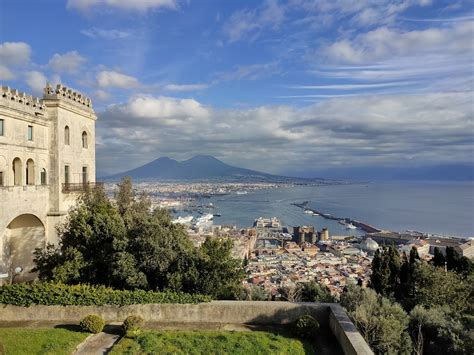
[104,155,322,182]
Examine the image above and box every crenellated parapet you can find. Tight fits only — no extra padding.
[1,86,46,115]
[43,83,93,111]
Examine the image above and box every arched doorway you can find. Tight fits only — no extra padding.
[3,214,45,282]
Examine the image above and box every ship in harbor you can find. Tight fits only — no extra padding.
[172,215,194,225]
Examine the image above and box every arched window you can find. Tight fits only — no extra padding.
[40,168,47,185]
[26,159,35,185]
[82,131,88,149]
[64,126,70,145]
[12,158,22,185]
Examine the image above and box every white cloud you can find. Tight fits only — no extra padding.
[164,83,209,92]
[121,95,210,122]
[81,28,131,39]
[0,65,14,80]
[0,42,31,66]
[25,71,47,95]
[95,89,110,101]
[67,0,177,12]
[97,90,473,175]
[325,21,473,64]
[223,0,285,42]
[216,61,281,81]
[97,70,140,88]
[48,51,86,73]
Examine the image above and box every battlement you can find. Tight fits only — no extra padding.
[43,83,93,111]
[1,86,46,115]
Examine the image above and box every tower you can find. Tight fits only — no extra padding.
[0,84,97,282]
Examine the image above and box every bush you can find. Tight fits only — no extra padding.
[80,314,105,334]
[292,315,319,339]
[122,315,144,337]
[0,282,211,307]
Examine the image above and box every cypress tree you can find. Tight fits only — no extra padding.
[432,247,445,267]
[409,246,420,265]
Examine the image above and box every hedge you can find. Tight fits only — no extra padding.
[0,282,211,306]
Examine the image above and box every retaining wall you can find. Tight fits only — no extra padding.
[0,301,373,355]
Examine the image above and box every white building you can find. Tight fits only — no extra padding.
[0,84,97,282]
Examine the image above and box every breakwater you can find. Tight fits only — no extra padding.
[292,201,381,234]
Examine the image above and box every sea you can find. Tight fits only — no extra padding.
[193,181,474,238]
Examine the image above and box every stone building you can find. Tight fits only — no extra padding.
[0,84,97,282]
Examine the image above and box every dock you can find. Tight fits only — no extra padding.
[292,201,381,233]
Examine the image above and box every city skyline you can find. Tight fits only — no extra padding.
[0,0,473,177]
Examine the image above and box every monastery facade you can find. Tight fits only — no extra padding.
[0,84,97,282]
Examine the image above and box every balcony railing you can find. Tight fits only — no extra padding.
[62,182,104,193]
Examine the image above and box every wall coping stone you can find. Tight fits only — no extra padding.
[0,301,373,355]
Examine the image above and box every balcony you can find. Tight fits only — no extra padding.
[62,182,104,193]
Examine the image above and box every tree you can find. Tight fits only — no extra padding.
[432,247,446,268]
[34,186,127,286]
[278,284,302,302]
[412,263,472,313]
[300,281,336,303]
[196,237,245,299]
[409,247,420,265]
[33,178,245,298]
[340,284,412,355]
[445,246,473,276]
[244,286,270,301]
[409,305,471,355]
[370,246,400,297]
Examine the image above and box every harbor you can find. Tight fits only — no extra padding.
[292,201,382,233]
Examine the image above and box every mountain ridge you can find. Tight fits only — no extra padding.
[103,155,327,183]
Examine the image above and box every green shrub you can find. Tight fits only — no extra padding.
[80,314,105,334]
[122,315,144,337]
[292,315,320,339]
[0,282,211,307]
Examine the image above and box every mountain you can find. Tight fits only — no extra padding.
[104,155,327,183]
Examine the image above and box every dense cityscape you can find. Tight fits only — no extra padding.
[110,181,473,300]
[1,0,473,354]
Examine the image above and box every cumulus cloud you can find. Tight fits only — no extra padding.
[94,89,110,101]
[97,70,140,88]
[96,91,473,175]
[107,95,209,123]
[0,42,31,66]
[48,51,86,73]
[0,65,14,80]
[25,71,47,95]
[67,0,177,12]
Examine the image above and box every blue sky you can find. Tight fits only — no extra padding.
[0,0,473,177]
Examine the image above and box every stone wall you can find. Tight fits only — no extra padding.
[0,301,373,355]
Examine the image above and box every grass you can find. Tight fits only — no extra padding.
[110,330,316,355]
[0,328,89,355]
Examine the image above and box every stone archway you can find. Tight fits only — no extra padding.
[3,214,45,282]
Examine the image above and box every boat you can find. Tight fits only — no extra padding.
[195,213,214,225]
[172,216,194,224]
[346,223,357,230]
[213,213,221,217]
[304,210,313,214]
[236,191,248,195]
